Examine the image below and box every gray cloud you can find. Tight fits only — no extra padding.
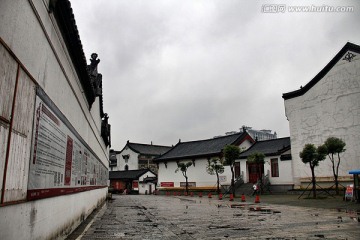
[71,0,360,148]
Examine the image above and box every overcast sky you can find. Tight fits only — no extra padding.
[70,0,360,149]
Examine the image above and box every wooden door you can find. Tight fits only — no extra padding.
[248,163,263,183]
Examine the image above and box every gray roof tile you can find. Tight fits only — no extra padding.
[127,142,172,156]
[239,137,290,158]
[109,169,155,180]
[155,132,253,161]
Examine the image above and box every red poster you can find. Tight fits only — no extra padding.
[64,136,73,185]
[161,182,174,187]
[132,181,139,189]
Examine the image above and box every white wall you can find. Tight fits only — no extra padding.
[0,0,108,161]
[138,171,156,194]
[0,1,108,239]
[158,159,233,189]
[285,50,360,187]
[238,158,293,185]
[114,147,139,171]
[264,158,293,185]
[0,188,107,240]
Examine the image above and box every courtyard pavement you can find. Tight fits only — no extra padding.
[67,194,360,240]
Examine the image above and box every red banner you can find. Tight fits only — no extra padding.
[161,182,174,187]
[64,136,73,186]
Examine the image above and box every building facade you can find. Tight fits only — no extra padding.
[109,169,157,194]
[110,141,172,174]
[154,132,254,191]
[239,137,293,192]
[0,1,109,239]
[283,42,360,189]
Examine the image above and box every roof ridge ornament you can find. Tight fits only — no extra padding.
[343,51,356,62]
[87,53,103,97]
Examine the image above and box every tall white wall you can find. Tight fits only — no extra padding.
[285,51,360,187]
[0,1,108,239]
[0,0,108,161]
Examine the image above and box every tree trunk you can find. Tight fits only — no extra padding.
[310,165,317,198]
[335,153,341,195]
[258,163,263,194]
[185,175,188,194]
[231,166,235,197]
[216,172,220,194]
[335,175,339,195]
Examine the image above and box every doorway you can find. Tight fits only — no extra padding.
[247,163,264,183]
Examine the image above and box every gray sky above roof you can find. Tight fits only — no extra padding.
[70,0,360,149]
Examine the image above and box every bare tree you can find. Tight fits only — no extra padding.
[299,144,327,198]
[323,137,346,195]
[223,145,241,197]
[206,158,225,194]
[175,162,193,194]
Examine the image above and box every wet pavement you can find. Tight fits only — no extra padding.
[68,194,360,239]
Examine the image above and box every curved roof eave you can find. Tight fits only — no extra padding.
[282,42,360,100]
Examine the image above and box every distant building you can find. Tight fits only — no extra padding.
[238,125,277,141]
[283,42,360,189]
[154,132,255,191]
[110,141,172,173]
[109,169,157,194]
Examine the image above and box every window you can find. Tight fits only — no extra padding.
[124,165,129,171]
[271,158,279,177]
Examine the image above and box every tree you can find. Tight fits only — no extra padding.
[175,161,193,194]
[299,144,327,198]
[247,152,266,193]
[223,145,241,197]
[206,158,225,194]
[323,137,346,195]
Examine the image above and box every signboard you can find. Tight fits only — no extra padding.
[133,181,139,190]
[27,93,108,200]
[345,184,354,200]
[160,182,174,187]
[180,182,196,187]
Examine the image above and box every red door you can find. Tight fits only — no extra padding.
[248,163,263,183]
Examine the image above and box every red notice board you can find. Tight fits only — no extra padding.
[161,182,174,187]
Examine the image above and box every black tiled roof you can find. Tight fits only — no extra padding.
[239,137,290,158]
[126,142,172,156]
[283,42,360,100]
[109,169,155,180]
[155,132,253,161]
[52,0,96,107]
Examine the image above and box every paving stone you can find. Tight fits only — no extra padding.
[68,195,360,240]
